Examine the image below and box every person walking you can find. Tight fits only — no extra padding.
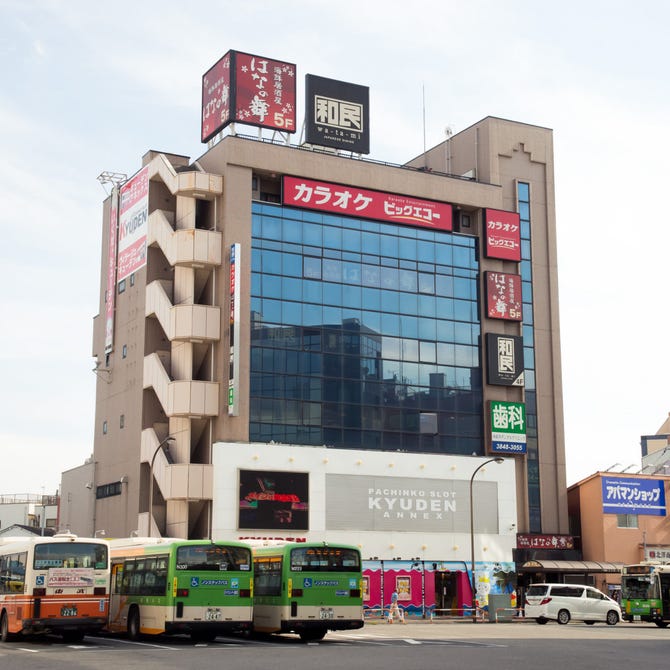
[387,590,405,623]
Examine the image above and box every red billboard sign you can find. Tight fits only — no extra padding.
[282,176,452,231]
[484,208,521,261]
[201,50,296,142]
[486,271,522,320]
[117,166,149,282]
[201,52,232,143]
[516,533,575,550]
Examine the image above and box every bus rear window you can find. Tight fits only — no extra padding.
[175,544,251,571]
[290,547,360,572]
[34,543,108,570]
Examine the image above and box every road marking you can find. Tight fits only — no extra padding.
[19,648,40,653]
[104,638,180,650]
[403,638,422,644]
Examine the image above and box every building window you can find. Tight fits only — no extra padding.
[118,279,126,293]
[249,201,482,455]
[129,273,135,287]
[96,482,122,499]
[517,180,541,533]
[617,514,638,528]
[102,420,108,435]
[122,344,127,358]
[120,414,125,429]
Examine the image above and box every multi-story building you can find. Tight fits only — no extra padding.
[86,57,567,611]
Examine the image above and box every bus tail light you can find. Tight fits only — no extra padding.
[350,589,361,598]
[177,589,189,597]
[239,589,251,598]
[94,587,106,595]
[292,589,303,597]
[33,588,46,596]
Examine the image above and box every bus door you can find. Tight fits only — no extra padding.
[434,571,459,614]
[108,562,127,631]
[660,573,670,621]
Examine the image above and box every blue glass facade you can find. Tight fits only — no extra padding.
[518,182,541,532]
[250,202,483,455]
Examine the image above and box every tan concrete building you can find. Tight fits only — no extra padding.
[88,113,567,555]
[568,471,670,592]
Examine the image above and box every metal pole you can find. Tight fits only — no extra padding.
[148,436,173,537]
[469,457,504,623]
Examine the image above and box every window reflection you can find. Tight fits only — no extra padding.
[250,204,483,455]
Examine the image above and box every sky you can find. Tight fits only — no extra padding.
[1,0,669,496]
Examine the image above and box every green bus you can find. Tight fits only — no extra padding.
[108,538,253,641]
[621,563,670,627]
[252,541,364,641]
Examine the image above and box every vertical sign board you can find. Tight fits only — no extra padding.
[117,166,149,283]
[201,50,296,142]
[486,333,524,386]
[228,244,241,416]
[304,74,370,154]
[484,209,521,261]
[601,476,666,516]
[201,51,232,143]
[104,188,119,354]
[485,271,522,321]
[489,401,526,455]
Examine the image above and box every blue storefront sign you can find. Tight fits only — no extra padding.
[601,476,666,516]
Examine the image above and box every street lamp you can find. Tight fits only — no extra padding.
[148,436,174,537]
[469,456,504,623]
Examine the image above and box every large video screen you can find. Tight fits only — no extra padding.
[238,469,309,530]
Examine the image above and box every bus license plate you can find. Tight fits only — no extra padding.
[319,608,334,620]
[61,606,78,617]
[206,609,222,621]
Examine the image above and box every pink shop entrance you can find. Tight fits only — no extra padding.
[362,560,473,618]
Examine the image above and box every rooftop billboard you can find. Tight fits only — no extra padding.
[202,50,296,142]
[305,74,370,154]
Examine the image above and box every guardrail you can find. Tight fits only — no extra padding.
[364,606,527,623]
[364,606,488,622]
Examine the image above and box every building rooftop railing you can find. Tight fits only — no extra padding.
[0,494,60,505]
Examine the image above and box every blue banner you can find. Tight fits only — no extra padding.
[601,476,666,516]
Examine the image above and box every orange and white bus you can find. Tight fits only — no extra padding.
[0,532,109,643]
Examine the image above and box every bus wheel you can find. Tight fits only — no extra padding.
[62,631,85,643]
[127,607,141,641]
[299,628,327,642]
[655,621,669,628]
[1,612,15,643]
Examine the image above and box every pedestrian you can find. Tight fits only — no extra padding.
[387,590,405,623]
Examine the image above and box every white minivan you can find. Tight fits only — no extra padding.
[524,583,621,625]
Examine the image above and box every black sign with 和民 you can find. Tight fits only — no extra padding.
[305,74,370,154]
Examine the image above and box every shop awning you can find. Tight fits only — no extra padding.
[519,559,624,574]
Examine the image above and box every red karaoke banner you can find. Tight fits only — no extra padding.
[283,176,452,231]
[484,208,521,261]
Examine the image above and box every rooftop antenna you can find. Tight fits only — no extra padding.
[444,125,453,173]
[97,171,127,197]
[422,84,427,166]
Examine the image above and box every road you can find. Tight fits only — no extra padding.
[0,619,666,670]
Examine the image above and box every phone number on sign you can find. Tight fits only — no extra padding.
[492,443,526,453]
